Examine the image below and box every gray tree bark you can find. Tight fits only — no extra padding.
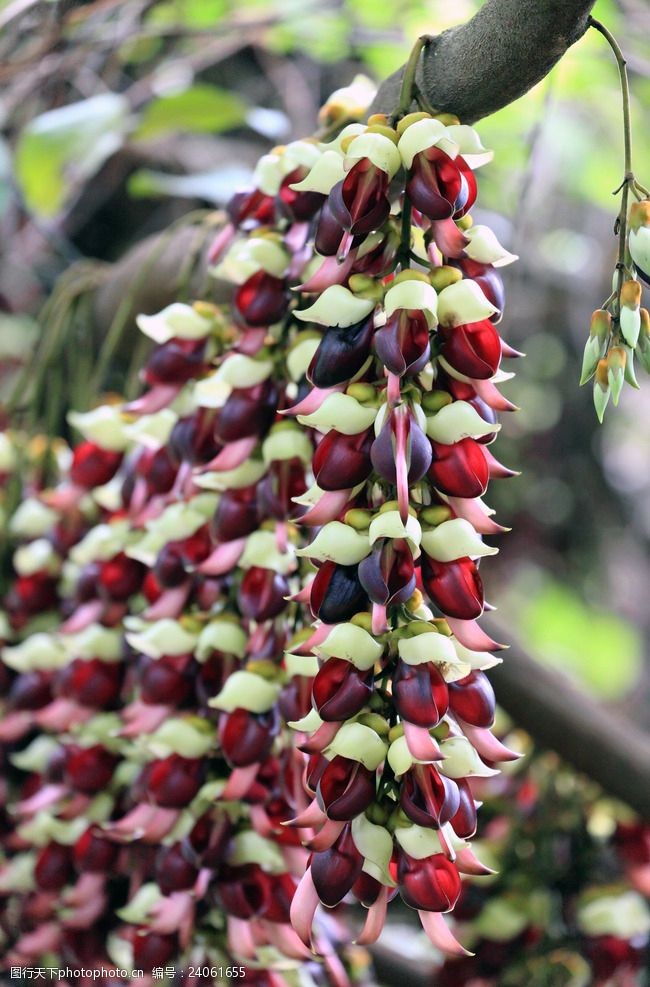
[371,0,597,121]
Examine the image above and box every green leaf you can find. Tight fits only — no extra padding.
[134,84,247,140]
[14,94,129,217]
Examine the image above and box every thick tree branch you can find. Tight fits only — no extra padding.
[487,620,650,819]
[370,0,597,122]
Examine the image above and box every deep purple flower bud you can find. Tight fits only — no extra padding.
[142,338,206,386]
[315,199,364,257]
[374,309,431,376]
[312,656,374,721]
[398,850,461,911]
[55,657,123,708]
[449,778,478,839]
[311,823,364,907]
[279,166,325,222]
[358,541,416,607]
[219,707,280,767]
[310,561,368,623]
[371,412,432,487]
[155,843,199,894]
[407,147,476,221]
[392,659,449,728]
[312,428,373,491]
[307,315,375,388]
[258,459,308,520]
[328,158,391,239]
[169,409,221,465]
[400,764,460,828]
[238,566,289,622]
[35,842,74,891]
[235,270,288,326]
[317,755,376,820]
[212,485,259,541]
[216,863,270,919]
[215,379,278,442]
[448,670,495,728]
[228,187,276,228]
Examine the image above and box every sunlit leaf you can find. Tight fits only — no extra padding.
[133,84,247,140]
[14,94,129,217]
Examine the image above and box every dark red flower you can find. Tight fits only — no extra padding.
[398,850,461,911]
[438,319,501,379]
[448,670,495,728]
[219,707,280,767]
[400,764,460,828]
[428,438,489,498]
[422,555,484,620]
[317,755,376,820]
[70,441,122,488]
[312,657,374,721]
[64,744,118,794]
[307,314,375,388]
[311,823,364,907]
[407,147,476,221]
[392,659,449,728]
[312,428,373,491]
[235,270,288,326]
[374,309,431,376]
[238,566,289,622]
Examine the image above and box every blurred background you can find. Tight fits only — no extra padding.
[0,0,649,982]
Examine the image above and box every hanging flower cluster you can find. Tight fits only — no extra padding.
[0,302,353,984]
[256,110,522,955]
[0,69,520,980]
[581,19,650,419]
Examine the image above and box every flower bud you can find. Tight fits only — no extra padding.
[607,346,626,406]
[619,279,642,348]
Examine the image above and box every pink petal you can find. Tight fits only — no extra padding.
[299,489,354,526]
[298,720,342,755]
[403,721,444,762]
[289,868,319,950]
[143,581,192,620]
[446,495,510,535]
[227,916,257,958]
[208,223,236,264]
[196,537,246,575]
[470,377,518,412]
[306,818,346,852]
[222,763,260,800]
[201,436,258,472]
[282,386,345,418]
[298,252,357,292]
[0,710,33,741]
[60,600,106,634]
[418,910,473,956]
[286,798,328,830]
[458,721,521,762]
[264,920,313,960]
[120,701,171,737]
[125,384,181,415]
[482,447,519,479]
[354,885,388,945]
[455,846,497,876]
[35,698,93,731]
[447,617,507,652]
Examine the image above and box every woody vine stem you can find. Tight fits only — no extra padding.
[589,16,649,320]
